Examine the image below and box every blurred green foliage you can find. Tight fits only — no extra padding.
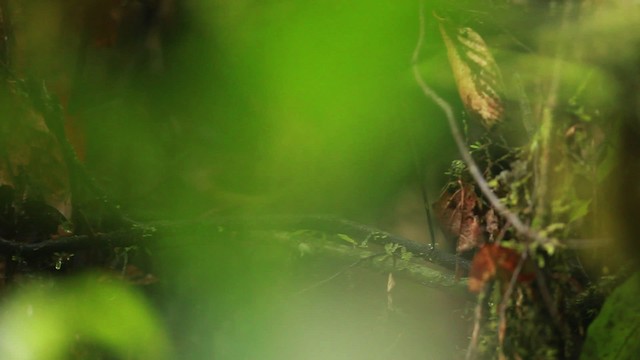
[581,273,640,360]
[69,0,457,219]
[7,0,639,359]
[0,275,170,359]
[2,1,462,358]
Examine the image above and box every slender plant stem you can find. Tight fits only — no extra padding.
[411,1,551,247]
[466,289,485,360]
[497,250,528,357]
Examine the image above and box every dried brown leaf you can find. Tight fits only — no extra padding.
[434,183,483,252]
[457,215,482,252]
[438,21,504,129]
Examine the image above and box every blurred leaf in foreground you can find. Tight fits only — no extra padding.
[0,274,171,360]
[581,273,640,360]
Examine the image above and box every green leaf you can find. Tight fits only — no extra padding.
[581,272,640,359]
[569,199,591,223]
[337,233,358,246]
[596,148,617,183]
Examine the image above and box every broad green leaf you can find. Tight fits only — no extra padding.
[582,273,640,359]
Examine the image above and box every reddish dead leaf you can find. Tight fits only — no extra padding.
[468,244,498,293]
[458,215,482,252]
[468,244,535,293]
[434,182,483,252]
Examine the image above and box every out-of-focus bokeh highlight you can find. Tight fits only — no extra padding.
[0,275,170,359]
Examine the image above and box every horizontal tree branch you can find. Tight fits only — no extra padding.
[0,214,469,272]
[287,231,469,296]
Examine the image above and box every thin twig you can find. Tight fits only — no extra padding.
[532,262,572,342]
[465,289,485,360]
[410,1,427,66]
[406,11,437,247]
[407,121,437,248]
[534,4,570,225]
[498,250,528,357]
[411,1,551,247]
